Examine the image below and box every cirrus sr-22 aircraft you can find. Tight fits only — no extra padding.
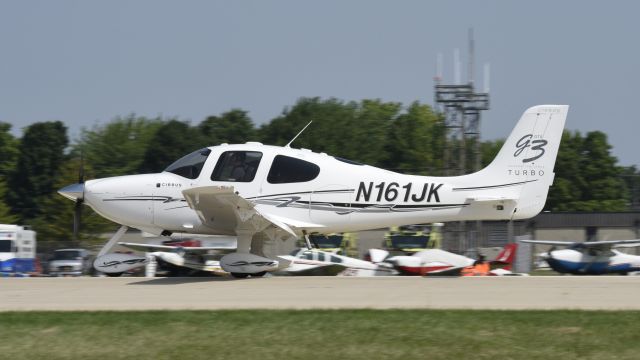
[59,105,568,278]
[521,239,640,275]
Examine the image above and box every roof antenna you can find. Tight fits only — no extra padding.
[285,121,312,148]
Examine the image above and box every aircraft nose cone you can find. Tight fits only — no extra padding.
[58,183,84,201]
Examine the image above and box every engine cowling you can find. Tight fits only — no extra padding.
[220,253,279,274]
[94,253,148,274]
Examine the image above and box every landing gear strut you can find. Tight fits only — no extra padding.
[222,231,279,278]
[303,230,314,250]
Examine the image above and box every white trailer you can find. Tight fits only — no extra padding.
[0,224,36,273]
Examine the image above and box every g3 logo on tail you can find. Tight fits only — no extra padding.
[514,134,548,163]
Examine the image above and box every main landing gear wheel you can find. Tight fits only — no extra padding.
[105,272,123,277]
[230,272,267,278]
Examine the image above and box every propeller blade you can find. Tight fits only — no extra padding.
[78,153,85,184]
[73,199,82,241]
[73,154,85,241]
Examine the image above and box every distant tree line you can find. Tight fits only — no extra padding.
[0,97,637,246]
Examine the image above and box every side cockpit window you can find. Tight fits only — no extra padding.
[267,155,320,184]
[211,151,263,182]
[164,148,211,179]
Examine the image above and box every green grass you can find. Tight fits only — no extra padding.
[1,310,639,360]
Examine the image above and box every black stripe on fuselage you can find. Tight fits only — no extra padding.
[103,196,186,203]
[452,180,537,191]
[246,189,354,200]
[278,200,469,212]
[294,201,469,209]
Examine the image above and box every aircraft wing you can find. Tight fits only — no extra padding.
[521,239,640,248]
[424,266,465,276]
[284,263,348,276]
[519,240,575,246]
[276,256,348,276]
[118,242,234,253]
[583,240,640,246]
[613,243,640,248]
[182,186,320,240]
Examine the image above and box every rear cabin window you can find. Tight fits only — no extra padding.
[267,155,320,184]
[211,151,263,182]
[164,148,211,179]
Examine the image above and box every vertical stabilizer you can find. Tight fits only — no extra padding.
[470,105,568,219]
[493,243,517,270]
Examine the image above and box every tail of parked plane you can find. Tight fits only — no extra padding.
[492,243,517,270]
[459,105,568,220]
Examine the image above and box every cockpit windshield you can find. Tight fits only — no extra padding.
[164,148,211,179]
[309,234,343,248]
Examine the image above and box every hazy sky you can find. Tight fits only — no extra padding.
[2,1,639,166]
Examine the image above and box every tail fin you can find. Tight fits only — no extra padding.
[368,248,389,263]
[467,105,568,219]
[493,243,517,270]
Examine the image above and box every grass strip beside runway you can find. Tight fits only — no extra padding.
[1,309,638,360]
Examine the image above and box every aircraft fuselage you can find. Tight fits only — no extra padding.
[81,143,534,236]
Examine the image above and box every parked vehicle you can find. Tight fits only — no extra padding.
[48,248,92,276]
[296,233,359,258]
[383,223,442,255]
[0,224,37,274]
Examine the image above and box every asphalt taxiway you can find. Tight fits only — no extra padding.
[1,276,639,311]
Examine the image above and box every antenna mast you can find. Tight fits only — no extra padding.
[285,121,313,148]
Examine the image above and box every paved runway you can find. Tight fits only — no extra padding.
[1,276,640,311]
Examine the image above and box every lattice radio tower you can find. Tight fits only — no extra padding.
[434,29,490,253]
[435,29,490,175]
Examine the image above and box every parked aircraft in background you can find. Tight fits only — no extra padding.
[278,248,396,276]
[94,237,236,277]
[521,239,640,275]
[122,241,233,276]
[383,243,518,276]
[62,105,568,278]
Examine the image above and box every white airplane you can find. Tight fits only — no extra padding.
[89,235,237,276]
[277,248,397,276]
[383,243,518,276]
[521,239,640,275]
[59,105,568,278]
[120,239,234,276]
